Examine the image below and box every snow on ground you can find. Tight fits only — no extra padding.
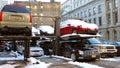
[100,57,120,62]
[53,55,104,68]
[25,57,52,68]
[0,64,19,68]
[0,53,120,68]
[68,61,104,68]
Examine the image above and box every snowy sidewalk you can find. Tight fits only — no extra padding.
[0,51,21,57]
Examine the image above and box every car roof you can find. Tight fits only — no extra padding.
[7,4,25,6]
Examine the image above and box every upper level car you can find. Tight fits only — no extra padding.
[60,19,98,35]
[0,4,32,36]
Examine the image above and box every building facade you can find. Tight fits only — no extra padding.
[61,0,120,41]
[15,1,60,28]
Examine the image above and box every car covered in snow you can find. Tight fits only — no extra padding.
[60,19,98,35]
[37,25,54,35]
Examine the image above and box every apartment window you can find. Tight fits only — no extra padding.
[98,5,102,13]
[114,0,118,9]
[114,12,118,25]
[107,31,109,40]
[99,17,102,26]
[93,7,96,15]
[84,11,87,17]
[88,19,91,23]
[81,12,83,18]
[77,13,79,18]
[107,14,111,25]
[93,18,96,24]
[88,9,91,16]
[107,2,111,11]
[114,30,117,41]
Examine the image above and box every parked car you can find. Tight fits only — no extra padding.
[60,19,98,35]
[112,41,120,56]
[30,47,44,57]
[60,40,100,61]
[37,25,54,35]
[86,38,117,57]
[0,4,32,36]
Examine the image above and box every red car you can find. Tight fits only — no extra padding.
[60,19,98,35]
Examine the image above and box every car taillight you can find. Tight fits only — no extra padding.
[0,12,2,21]
[30,14,32,23]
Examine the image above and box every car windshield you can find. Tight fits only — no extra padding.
[88,38,102,44]
[2,5,30,13]
[115,42,120,46]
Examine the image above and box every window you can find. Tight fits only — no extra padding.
[114,12,118,25]
[88,19,91,23]
[98,5,102,13]
[107,2,111,11]
[84,10,87,17]
[114,30,117,41]
[81,12,83,18]
[107,14,111,25]
[93,18,96,24]
[88,9,91,16]
[99,17,102,26]
[107,31,109,40]
[114,0,118,9]
[93,7,96,15]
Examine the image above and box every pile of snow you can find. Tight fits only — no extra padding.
[68,61,104,68]
[25,57,52,68]
[0,64,19,68]
[32,27,40,36]
[37,25,54,34]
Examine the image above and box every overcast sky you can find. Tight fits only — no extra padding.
[14,0,67,4]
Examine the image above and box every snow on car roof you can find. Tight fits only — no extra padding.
[37,25,54,34]
[60,19,98,29]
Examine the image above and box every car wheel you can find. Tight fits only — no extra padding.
[72,29,77,34]
[71,53,76,61]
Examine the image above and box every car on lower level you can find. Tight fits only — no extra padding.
[112,41,120,56]
[60,40,100,61]
[30,47,44,57]
[86,38,117,57]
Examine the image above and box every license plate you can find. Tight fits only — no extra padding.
[11,15,22,20]
[92,54,96,58]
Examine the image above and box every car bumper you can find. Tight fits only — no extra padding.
[77,54,100,60]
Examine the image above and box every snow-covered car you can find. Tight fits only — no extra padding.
[60,19,98,35]
[37,25,54,35]
[32,27,40,36]
[30,47,44,57]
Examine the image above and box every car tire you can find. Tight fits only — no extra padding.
[71,53,76,61]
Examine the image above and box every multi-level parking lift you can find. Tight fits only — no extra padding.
[0,16,61,61]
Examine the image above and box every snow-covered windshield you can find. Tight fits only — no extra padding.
[88,38,102,44]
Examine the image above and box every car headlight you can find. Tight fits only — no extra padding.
[78,50,84,55]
